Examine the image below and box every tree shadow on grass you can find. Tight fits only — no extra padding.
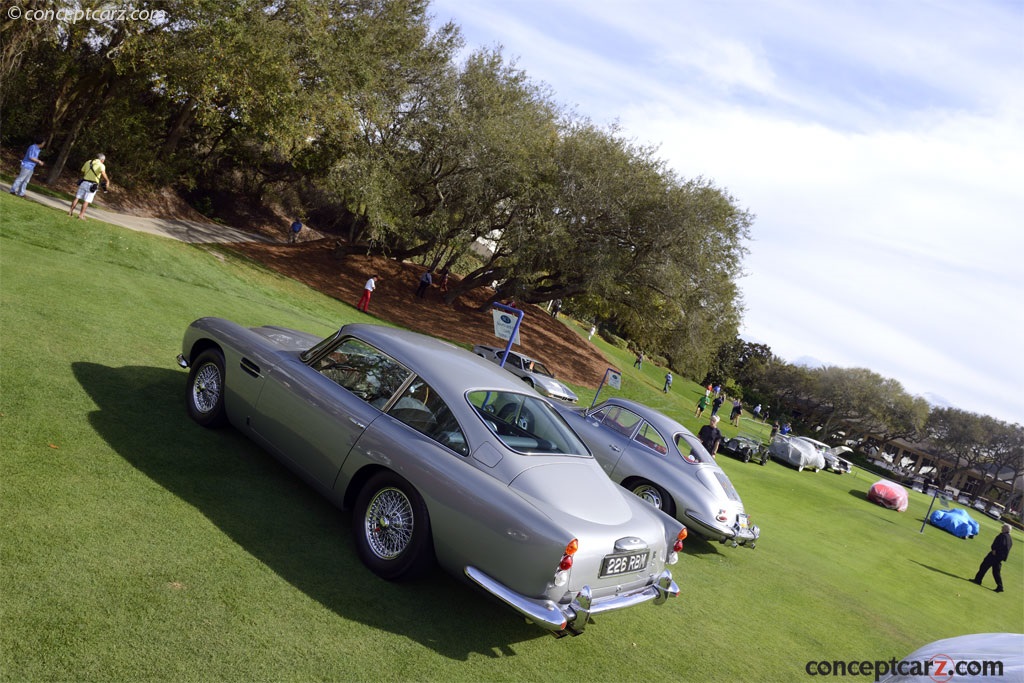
[73,362,551,660]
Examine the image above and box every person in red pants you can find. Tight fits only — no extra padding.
[357,275,379,312]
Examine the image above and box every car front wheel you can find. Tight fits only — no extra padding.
[186,348,227,428]
[354,472,434,580]
[628,481,676,518]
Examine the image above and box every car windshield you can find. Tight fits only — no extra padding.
[675,433,714,464]
[309,336,412,408]
[467,390,589,456]
[526,360,554,377]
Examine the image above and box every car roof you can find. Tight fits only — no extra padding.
[342,324,533,396]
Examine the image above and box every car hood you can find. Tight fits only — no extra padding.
[530,374,578,400]
[509,461,633,525]
[248,325,322,352]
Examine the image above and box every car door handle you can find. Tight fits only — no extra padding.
[348,416,367,430]
[609,444,622,452]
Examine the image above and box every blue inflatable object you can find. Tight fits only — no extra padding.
[928,507,980,538]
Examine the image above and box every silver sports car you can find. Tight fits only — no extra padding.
[177,319,686,634]
[472,344,579,403]
[555,398,760,548]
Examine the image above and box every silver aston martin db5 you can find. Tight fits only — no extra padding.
[177,319,686,634]
[555,398,760,548]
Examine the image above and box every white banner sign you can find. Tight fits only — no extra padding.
[491,309,521,344]
[607,370,621,390]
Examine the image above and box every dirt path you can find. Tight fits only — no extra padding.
[6,180,615,388]
[7,182,274,244]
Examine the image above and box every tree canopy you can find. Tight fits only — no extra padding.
[3,0,752,371]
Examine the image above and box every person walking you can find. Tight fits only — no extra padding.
[415,269,433,298]
[356,275,378,312]
[68,153,110,220]
[694,394,709,418]
[971,523,1012,592]
[663,372,673,393]
[698,415,724,458]
[711,395,724,417]
[10,137,46,197]
[633,351,644,369]
[730,399,743,426]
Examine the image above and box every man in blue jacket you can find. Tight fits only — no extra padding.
[10,137,46,197]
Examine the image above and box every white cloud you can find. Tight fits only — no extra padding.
[430,0,1024,424]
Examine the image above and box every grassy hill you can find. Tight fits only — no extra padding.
[2,194,1021,682]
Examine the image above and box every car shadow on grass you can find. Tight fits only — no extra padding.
[73,362,553,660]
[679,533,739,558]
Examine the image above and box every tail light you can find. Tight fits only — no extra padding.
[716,509,729,523]
[673,527,687,553]
[558,538,578,570]
[553,538,578,587]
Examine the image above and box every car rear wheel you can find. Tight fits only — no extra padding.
[186,348,227,428]
[628,481,676,518]
[354,471,434,580]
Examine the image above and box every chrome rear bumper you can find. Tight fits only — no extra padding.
[465,566,678,634]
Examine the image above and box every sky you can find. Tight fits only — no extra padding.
[428,0,1024,425]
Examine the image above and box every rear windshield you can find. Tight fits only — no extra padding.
[467,390,589,456]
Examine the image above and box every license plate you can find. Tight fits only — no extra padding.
[600,551,649,577]
[738,514,749,530]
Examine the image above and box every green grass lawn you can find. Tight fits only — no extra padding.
[2,194,1021,682]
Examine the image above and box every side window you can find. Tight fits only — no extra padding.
[310,337,411,408]
[388,378,468,456]
[600,406,642,437]
[634,422,668,455]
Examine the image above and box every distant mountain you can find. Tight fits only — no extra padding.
[791,355,826,368]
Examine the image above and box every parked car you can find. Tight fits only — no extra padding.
[720,434,768,465]
[867,480,909,512]
[878,634,1024,683]
[553,398,760,548]
[472,344,579,403]
[928,508,980,538]
[987,502,1006,520]
[797,437,853,474]
[767,435,825,472]
[178,319,685,634]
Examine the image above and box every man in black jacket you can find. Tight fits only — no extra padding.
[972,523,1013,592]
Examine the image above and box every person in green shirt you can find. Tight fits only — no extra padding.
[694,394,709,418]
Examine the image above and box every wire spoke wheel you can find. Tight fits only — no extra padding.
[363,487,415,560]
[192,363,222,414]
